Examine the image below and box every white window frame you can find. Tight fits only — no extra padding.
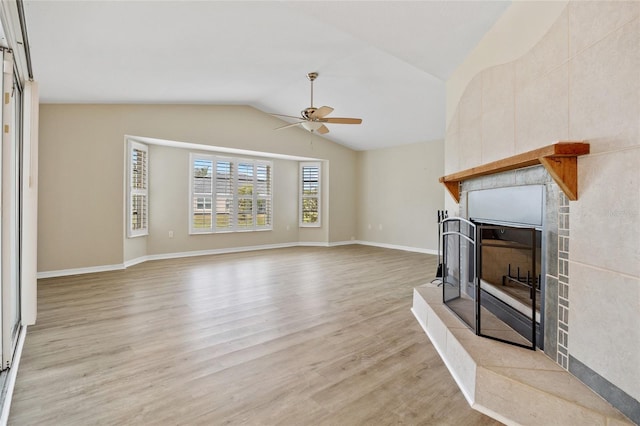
[189,153,273,234]
[299,162,321,227]
[127,140,149,238]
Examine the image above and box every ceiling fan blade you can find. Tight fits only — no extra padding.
[321,117,362,125]
[270,113,303,120]
[275,122,303,130]
[311,106,334,119]
[317,125,330,134]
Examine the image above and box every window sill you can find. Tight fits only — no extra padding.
[189,228,272,235]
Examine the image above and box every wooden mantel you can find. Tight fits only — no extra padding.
[440,142,590,203]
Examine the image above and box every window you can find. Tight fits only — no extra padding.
[300,162,321,227]
[190,154,272,233]
[127,140,149,237]
[255,163,272,228]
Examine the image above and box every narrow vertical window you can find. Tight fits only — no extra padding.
[192,157,213,231]
[215,160,233,231]
[237,162,254,229]
[128,140,149,237]
[300,162,321,227]
[256,162,272,229]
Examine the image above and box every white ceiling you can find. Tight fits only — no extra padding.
[23,1,510,151]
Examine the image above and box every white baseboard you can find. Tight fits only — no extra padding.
[37,263,126,279]
[142,242,300,263]
[355,240,439,255]
[328,240,358,247]
[37,240,432,279]
[123,256,148,268]
[297,241,330,247]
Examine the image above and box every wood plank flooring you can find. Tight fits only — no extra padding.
[9,245,500,425]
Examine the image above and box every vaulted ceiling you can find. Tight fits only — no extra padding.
[24,1,510,150]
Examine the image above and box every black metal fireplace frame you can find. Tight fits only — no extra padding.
[442,217,540,351]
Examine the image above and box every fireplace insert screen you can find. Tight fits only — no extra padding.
[442,218,477,333]
[442,218,539,350]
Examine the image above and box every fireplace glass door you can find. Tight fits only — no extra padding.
[442,218,540,350]
[477,224,540,349]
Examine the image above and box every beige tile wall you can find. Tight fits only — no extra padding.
[446,1,640,406]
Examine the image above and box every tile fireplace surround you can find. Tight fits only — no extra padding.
[433,0,640,420]
[412,165,634,425]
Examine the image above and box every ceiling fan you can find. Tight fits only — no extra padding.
[272,72,362,134]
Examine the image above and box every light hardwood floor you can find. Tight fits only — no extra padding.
[10,245,500,425]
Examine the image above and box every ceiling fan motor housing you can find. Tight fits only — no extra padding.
[301,107,318,120]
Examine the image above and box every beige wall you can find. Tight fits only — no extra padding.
[38,103,445,273]
[39,105,125,271]
[145,145,301,256]
[356,140,444,252]
[38,104,357,272]
[446,1,639,406]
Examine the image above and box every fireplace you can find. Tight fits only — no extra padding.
[438,143,591,365]
[410,143,636,424]
[442,167,564,353]
[442,219,543,350]
[473,184,544,348]
[476,223,542,348]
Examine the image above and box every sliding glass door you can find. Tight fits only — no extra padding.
[1,49,22,370]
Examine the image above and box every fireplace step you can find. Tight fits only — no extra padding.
[411,284,633,426]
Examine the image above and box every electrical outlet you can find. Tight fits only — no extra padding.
[168,230,174,238]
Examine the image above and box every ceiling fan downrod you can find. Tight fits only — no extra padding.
[307,72,318,108]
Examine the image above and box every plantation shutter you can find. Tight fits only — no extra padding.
[300,162,321,227]
[128,141,148,237]
[215,159,233,231]
[192,157,213,231]
[189,154,272,234]
[256,163,272,228]
[236,162,254,229]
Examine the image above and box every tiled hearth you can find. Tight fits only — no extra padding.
[412,284,632,425]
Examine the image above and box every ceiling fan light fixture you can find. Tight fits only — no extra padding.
[301,121,323,132]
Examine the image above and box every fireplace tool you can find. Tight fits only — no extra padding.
[431,209,448,285]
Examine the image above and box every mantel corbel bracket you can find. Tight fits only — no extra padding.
[439,142,590,203]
